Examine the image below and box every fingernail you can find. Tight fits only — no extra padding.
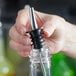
[26,33,31,37]
[24,5,30,9]
[42,29,49,37]
[20,28,26,35]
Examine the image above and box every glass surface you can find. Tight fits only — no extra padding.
[29,47,51,76]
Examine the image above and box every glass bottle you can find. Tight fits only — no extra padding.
[29,7,51,76]
[52,53,74,76]
[0,22,15,76]
[29,47,51,76]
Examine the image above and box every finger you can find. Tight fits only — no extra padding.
[44,39,57,54]
[42,21,56,37]
[9,26,31,45]
[18,51,30,57]
[9,40,32,57]
[16,9,30,27]
[15,24,31,36]
[15,9,45,32]
[16,9,32,32]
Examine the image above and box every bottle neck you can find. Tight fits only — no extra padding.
[30,29,44,49]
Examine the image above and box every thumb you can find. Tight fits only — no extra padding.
[42,21,56,37]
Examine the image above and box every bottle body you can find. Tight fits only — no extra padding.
[29,47,51,76]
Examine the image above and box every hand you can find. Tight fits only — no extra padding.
[9,8,66,57]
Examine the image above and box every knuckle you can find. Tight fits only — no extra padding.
[50,15,65,27]
[52,15,65,22]
[17,9,24,16]
[17,9,28,16]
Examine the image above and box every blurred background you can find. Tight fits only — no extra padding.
[0,0,76,76]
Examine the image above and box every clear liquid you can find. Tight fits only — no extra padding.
[29,48,51,76]
[30,63,50,76]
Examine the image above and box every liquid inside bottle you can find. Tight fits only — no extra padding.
[29,47,51,76]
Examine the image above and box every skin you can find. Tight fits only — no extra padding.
[9,8,76,58]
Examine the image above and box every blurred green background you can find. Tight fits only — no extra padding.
[0,0,76,76]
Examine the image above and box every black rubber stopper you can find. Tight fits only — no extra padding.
[30,29,44,49]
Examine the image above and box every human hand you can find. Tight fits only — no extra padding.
[9,8,66,57]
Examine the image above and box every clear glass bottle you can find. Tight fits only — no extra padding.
[29,47,51,76]
[0,22,15,76]
[29,6,51,76]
